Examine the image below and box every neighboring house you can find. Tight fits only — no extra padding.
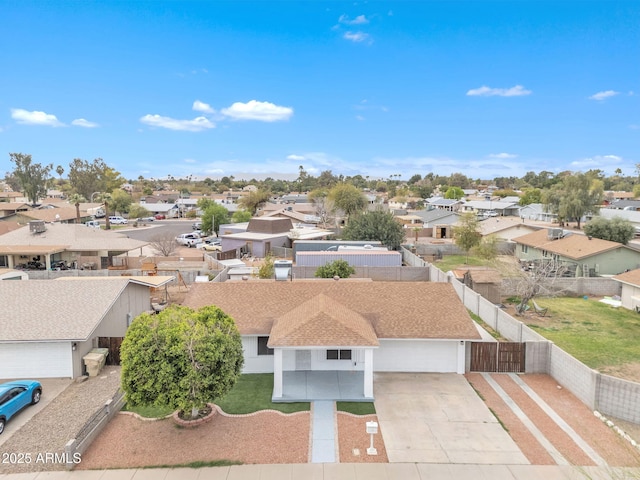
[426,198,463,212]
[612,269,640,311]
[0,222,148,270]
[0,276,174,378]
[460,200,520,217]
[512,228,640,276]
[412,209,459,239]
[477,217,541,242]
[259,202,317,216]
[220,217,333,257]
[296,250,402,267]
[597,209,640,230]
[0,202,31,219]
[16,206,82,224]
[605,200,640,211]
[182,280,482,401]
[262,207,320,225]
[518,203,557,222]
[134,202,180,218]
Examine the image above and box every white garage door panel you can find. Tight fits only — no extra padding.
[374,340,457,372]
[0,342,72,379]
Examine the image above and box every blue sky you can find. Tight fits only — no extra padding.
[1,1,639,182]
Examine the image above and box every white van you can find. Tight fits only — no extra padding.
[108,216,128,225]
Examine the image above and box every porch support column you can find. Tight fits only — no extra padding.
[273,348,283,399]
[456,340,466,374]
[364,348,374,398]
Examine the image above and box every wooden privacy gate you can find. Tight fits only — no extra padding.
[470,342,526,373]
[98,337,124,365]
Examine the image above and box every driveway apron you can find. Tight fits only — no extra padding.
[373,372,529,464]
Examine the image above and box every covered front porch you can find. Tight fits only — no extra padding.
[273,370,372,402]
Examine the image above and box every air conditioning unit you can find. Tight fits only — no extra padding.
[29,220,46,234]
[274,260,292,281]
[547,228,563,240]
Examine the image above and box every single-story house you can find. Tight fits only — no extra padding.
[512,228,640,276]
[182,280,482,401]
[477,217,541,242]
[460,200,520,217]
[518,203,557,222]
[0,276,174,378]
[612,269,640,311]
[0,202,32,219]
[0,222,148,270]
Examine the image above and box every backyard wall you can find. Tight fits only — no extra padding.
[432,263,640,426]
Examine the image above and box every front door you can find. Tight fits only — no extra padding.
[295,350,311,370]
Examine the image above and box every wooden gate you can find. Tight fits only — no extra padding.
[470,342,525,373]
[98,337,124,365]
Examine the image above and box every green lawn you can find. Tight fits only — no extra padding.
[524,297,640,370]
[337,402,376,415]
[121,403,175,418]
[433,254,491,272]
[215,374,310,414]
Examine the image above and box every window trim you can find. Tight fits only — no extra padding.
[326,349,352,360]
[257,336,274,356]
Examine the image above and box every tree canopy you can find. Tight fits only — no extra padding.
[121,305,244,419]
[328,183,367,218]
[341,209,405,250]
[583,216,635,245]
[9,153,52,205]
[315,259,356,278]
[542,173,603,229]
[198,199,230,235]
[238,189,270,215]
[453,212,482,262]
[67,158,124,199]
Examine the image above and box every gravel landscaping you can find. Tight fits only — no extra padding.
[1,366,122,474]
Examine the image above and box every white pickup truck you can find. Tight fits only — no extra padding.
[175,233,201,248]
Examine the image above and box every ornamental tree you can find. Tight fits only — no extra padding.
[315,259,356,279]
[121,305,244,419]
[453,212,482,263]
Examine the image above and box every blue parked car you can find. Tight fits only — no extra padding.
[0,380,42,434]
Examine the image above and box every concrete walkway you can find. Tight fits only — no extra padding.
[2,464,639,479]
[311,401,336,463]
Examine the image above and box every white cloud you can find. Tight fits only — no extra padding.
[466,85,532,97]
[488,153,517,159]
[193,100,215,114]
[221,100,293,122]
[11,108,64,127]
[71,118,99,128]
[286,154,306,161]
[183,158,197,164]
[139,114,215,132]
[571,154,623,169]
[339,14,369,25]
[588,90,619,101]
[343,31,372,44]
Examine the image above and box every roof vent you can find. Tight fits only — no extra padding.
[274,260,292,281]
[29,220,46,234]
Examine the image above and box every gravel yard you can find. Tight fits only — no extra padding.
[1,366,122,474]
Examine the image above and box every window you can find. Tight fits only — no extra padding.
[326,349,352,360]
[0,255,7,267]
[521,245,528,254]
[257,336,273,356]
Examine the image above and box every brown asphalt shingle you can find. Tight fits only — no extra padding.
[182,281,481,343]
[513,228,624,260]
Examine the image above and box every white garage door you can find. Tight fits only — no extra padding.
[374,340,458,372]
[0,342,73,379]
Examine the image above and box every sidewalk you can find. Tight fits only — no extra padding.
[2,463,639,479]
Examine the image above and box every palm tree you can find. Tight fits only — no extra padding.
[68,193,86,224]
[100,193,113,230]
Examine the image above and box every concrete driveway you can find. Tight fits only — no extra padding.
[373,373,529,465]
[0,377,72,447]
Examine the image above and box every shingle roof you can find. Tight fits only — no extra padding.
[0,223,148,253]
[268,294,379,347]
[21,207,79,222]
[0,279,131,341]
[182,281,481,343]
[512,229,624,260]
[613,268,640,287]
